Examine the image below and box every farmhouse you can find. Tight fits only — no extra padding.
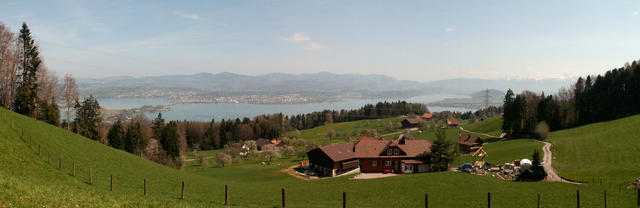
[446,118,459,128]
[356,135,432,174]
[457,134,484,154]
[255,138,270,150]
[307,143,359,177]
[401,118,422,128]
[422,113,433,120]
[307,135,432,176]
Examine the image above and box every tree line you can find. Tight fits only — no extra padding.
[1,22,80,128]
[502,59,640,138]
[105,101,428,156]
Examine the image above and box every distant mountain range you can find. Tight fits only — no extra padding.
[78,72,574,101]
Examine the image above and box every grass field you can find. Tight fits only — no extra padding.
[1,108,639,207]
[293,117,404,144]
[460,116,504,137]
[547,114,640,186]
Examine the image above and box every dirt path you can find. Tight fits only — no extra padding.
[541,141,582,185]
[459,127,503,139]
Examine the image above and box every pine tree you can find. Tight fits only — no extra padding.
[125,121,142,153]
[14,23,41,117]
[161,121,181,158]
[151,113,164,140]
[107,120,125,149]
[74,95,102,140]
[429,128,455,171]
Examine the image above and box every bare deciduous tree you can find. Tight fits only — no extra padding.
[61,73,78,129]
[0,22,19,109]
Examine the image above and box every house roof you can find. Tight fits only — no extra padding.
[354,139,432,158]
[256,138,270,146]
[447,118,459,125]
[422,113,433,119]
[318,143,356,162]
[357,136,378,141]
[458,134,483,146]
[404,118,423,125]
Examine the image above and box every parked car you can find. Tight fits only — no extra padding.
[458,163,473,171]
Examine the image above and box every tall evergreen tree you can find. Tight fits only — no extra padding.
[107,120,125,149]
[125,121,143,154]
[161,121,181,158]
[429,128,455,171]
[74,95,102,140]
[151,113,164,141]
[14,23,40,117]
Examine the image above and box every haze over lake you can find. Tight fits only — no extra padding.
[99,94,475,121]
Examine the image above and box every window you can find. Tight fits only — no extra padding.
[387,149,393,155]
[394,149,399,155]
[384,161,392,166]
[371,161,377,166]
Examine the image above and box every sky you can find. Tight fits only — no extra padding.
[1,0,639,81]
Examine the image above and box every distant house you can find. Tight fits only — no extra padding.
[401,118,422,128]
[457,134,484,154]
[307,135,433,176]
[307,143,359,177]
[256,138,270,150]
[422,113,433,120]
[446,119,459,128]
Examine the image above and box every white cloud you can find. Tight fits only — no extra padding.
[445,26,456,33]
[279,32,328,51]
[278,32,311,43]
[633,11,639,16]
[174,10,202,21]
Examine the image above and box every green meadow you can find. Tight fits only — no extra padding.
[0,107,638,207]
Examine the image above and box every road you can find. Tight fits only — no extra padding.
[458,127,504,139]
[541,141,582,185]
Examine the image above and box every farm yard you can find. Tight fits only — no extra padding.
[1,107,639,207]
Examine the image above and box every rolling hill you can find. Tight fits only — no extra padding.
[1,108,638,207]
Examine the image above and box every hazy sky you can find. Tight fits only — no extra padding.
[1,0,639,81]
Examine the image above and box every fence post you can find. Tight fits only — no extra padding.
[537,193,540,208]
[343,192,347,208]
[603,190,607,208]
[89,168,93,185]
[282,188,286,208]
[144,178,147,195]
[181,181,185,199]
[576,189,580,208]
[111,175,114,191]
[225,184,229,205]
[73,162,76,177]
[425,193,428,208]
[488,192,491,208]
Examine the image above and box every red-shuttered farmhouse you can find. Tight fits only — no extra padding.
[307,135,432,176]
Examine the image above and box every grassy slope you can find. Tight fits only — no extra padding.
[1,108,638,207]
[295,117,403,144]
[460,116,504,137]
[547,114,640,185]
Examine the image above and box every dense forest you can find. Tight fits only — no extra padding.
[502,59,640,138]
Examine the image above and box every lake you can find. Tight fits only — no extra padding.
[98,94,476,122]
